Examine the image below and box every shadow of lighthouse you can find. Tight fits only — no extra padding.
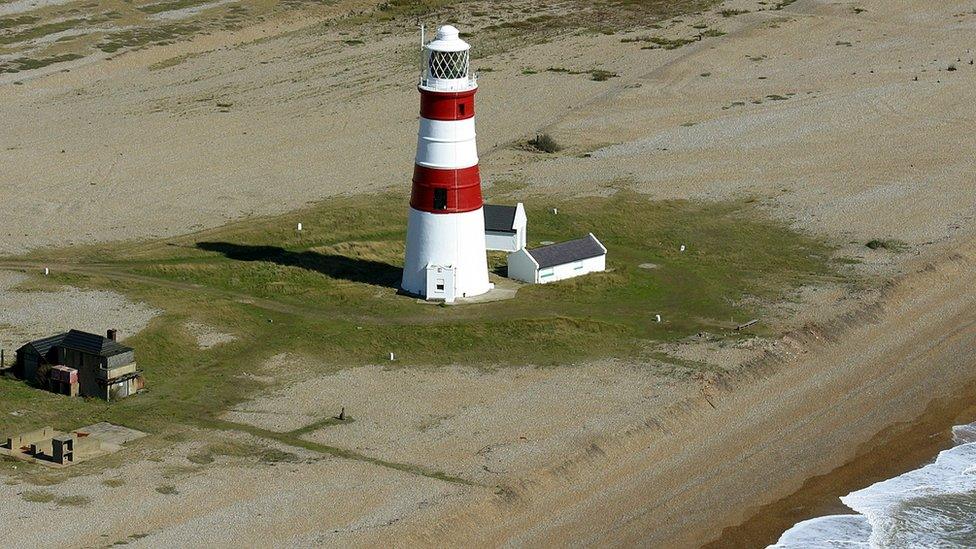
[195,242,403,289]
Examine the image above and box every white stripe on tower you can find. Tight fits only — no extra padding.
[415,117,478,169]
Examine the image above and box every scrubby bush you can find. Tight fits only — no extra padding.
[527,133,562,153]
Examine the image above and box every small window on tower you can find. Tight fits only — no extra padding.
[458,103,466,116]
[433,188,448,210]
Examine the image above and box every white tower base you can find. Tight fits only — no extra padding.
[402,207,492,301]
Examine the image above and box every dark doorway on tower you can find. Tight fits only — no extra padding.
[433,188,448,210]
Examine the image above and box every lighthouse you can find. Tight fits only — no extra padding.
[401,25,492,302]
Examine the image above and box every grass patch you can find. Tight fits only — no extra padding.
[97,23,200,53]
[0,191,843,441]
[56,494,91,506]
[720,9,749,17]
[21,490,55,503]
[0,15,40,30]
[0,18,86,46]
[0,53,84,74]
[102,478,126,487]
[625,35,696,50]
[865,239,907,252]
[138,0,211,15]
[589,69,618,81]
[526,133,563,153]
[185,440,299,465]
[155,484,178,495]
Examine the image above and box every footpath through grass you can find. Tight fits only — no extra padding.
[0,190,841,436]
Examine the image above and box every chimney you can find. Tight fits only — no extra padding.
[106,329,118,341]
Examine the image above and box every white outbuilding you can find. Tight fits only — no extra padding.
[483,203,527,252]
[507,233,607,284]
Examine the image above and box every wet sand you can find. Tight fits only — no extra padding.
[711,381,976,548]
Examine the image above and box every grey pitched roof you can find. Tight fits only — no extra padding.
[60,330,133,358]
[18,333,67,361]
[483,204,517,233]
[526,234,606,269]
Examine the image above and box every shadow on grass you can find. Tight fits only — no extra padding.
[196,242,402,288]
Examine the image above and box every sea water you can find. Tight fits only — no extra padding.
[770,422,976,548]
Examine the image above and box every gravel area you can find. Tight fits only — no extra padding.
[0,271,159,353]
[224,359,692,484]
[184,321,237,350]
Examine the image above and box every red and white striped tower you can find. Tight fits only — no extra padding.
[401,25,491,301]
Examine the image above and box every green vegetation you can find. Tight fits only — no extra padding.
[155,484,178,495]
[0,18,85,46]
[138,0,211,15]
[0,15,40,30]
[623,35,696,50]
[720,9,749,17]
[0,191,843,442]
[186,441,300,465]
[865,239,907,252]
[21,490,55,503]
[0,53,84,74]
[545,67,617,81]
[55,494,91,506]
[15,488,88,505]
[589,69,617,81]
[97,23,201,53]
[527,133,563,153]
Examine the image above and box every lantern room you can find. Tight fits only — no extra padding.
[420,25,476,92]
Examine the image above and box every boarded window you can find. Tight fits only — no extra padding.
[433,188,448,210]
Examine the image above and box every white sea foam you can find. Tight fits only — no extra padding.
[770,515,870,548]
[770,422,976,548]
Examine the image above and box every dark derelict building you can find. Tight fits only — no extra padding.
[15,329,143,401]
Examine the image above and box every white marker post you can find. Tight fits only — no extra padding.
[680,245,686,252]
[655,314,662,323]
[389,352,395,361]
[44,267,49,276]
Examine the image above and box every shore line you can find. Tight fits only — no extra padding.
[710,379,976,547]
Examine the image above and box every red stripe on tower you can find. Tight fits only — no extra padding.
[410,165,482,213]
[419,88,476,121]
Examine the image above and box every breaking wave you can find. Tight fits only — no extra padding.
[770,422,976,548]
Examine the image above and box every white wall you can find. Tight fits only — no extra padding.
[506,248,538,283]
[513,203,527,250]
[402,207,491,299]
[486,231,519,252]
[508,253,606,284]
[537,254,606,284]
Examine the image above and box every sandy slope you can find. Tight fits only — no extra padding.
[368,230,976,547]
[2,0,976,546]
